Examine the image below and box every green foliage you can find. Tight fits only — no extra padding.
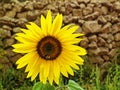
[0,50,120,90]
[0,80,3,90]
[33,82,55,90]
[68,80,84,90]
[78,63,120,90]
[1,61,120,90]
[95,66,100,90]
[1,68,33,90]
[103,64,120,90]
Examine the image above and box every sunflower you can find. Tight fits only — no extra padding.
[12,10,87,85]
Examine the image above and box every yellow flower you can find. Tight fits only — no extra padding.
[12,10,87,85]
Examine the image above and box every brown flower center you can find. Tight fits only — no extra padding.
[37,36,62,60]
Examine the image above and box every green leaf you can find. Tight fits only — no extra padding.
[32,82,55,90]
[33,82,43,90]
[68,80,84,90]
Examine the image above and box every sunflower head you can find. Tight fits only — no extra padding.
[12,10,87,85]
[37,36,62,60]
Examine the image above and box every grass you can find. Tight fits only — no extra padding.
[0,68,33,90]
[78,60,120,90]
[0,58,119,90]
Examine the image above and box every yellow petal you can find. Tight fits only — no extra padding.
[57,59,68,77]
[31,60,41,81]
[15,33,37,43]
[41,15,47,36]
[58,55,74,76]
[61,55,79,70]
[43,61,50,79]
[16,51,37,69]
[12,43,36,48]
[60,37,81,44]
[51,13,62,35]
[62,38,82,45]
[56,24,72,37]
[48,61,54,85]
[29,22,44,38]
[57,25,79,36]
[25,59,35,72]
[56,25,82,39]
[27,58,38,78]
[21,28,39,41]
[53,75,59,85]
[66,65,74,76]
[53,60,60,79]
[63,45,87,55]
[30,61,40,81]
[63,51,84,65]
[53,60,60,84]
[15,36,34,44]
[12,43,36,53]
[20,28,29,34]
[67,25,79,34]
[26,24,41,39]
[40,60,47,84]
[46,10,52,34]
[29,22,42,34]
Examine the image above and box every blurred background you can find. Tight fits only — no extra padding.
[0,0,120,90]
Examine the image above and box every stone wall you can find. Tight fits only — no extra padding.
[0,0,120,71]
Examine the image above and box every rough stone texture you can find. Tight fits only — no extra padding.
[88,35,97,42]
[82,21,101,34]
[114,33,120,41]
[109,48,118,58]
[3,38,15,47]
[0,0,120,72]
